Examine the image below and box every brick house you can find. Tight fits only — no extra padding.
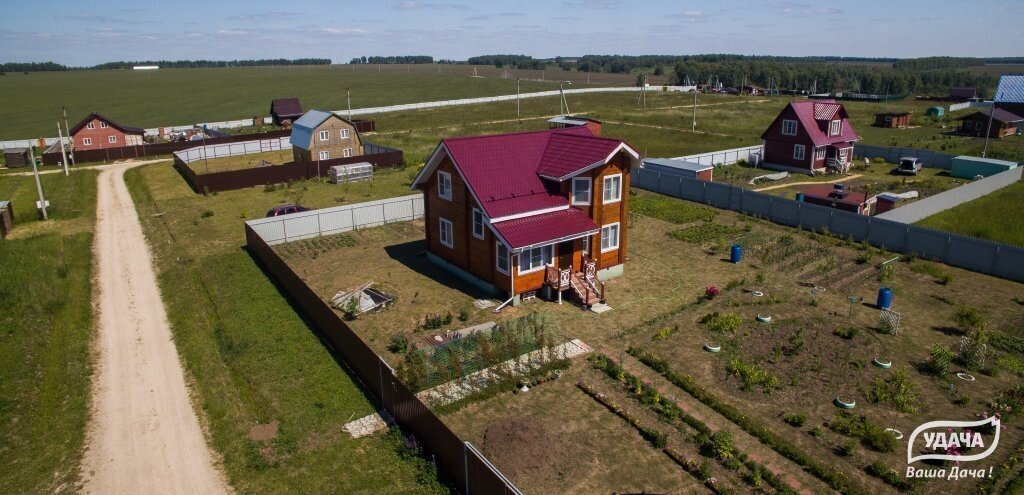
[410,127,638,307]
[760,99,860,175]
[70,113,145,151]
[289,110,363,164]
[954,108,1023,138]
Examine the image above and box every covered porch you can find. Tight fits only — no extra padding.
[825,142,854,173]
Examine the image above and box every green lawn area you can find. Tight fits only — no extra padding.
[0,170,97,494]
[188,149,294,175]
[917,178,1024,246]
[124,163,451,494]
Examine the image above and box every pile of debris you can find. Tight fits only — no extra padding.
[330,281,394,315]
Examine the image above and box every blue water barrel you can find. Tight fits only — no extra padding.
[731,244,743,264]
[877,287,893,309]
[795,193,805,202]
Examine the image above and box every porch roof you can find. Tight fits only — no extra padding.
[492,207,599,251]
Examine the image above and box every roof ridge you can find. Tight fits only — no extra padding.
[442,127,590,143]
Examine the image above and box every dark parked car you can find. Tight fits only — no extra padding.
[265,204,310,217]
[897,157,923,175]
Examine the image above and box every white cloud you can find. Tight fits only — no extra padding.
[393,1,466,10]
[773,2,843,17]
[562,0,618,10]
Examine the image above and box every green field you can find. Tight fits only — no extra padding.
[0,170,97,494]
[0,64,618,140]
[917,179,1024,246]
[124,163,451,494]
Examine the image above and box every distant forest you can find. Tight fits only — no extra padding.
[0,58,331,71]
[349,56,435,64]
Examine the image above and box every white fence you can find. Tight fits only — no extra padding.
[875,167,1022,224]
[174,136,291,164]
[948,101,992,113]
[671,145,764,166]
[4,86,671,150]
[245,194,424,245]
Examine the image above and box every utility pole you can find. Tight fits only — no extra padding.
[57,122,69,176]
[982,90,1000,157]
[516,78,521,119]
[692,90,697,131]
[347,89,352,120]
[29,147,48,220]
[62,106,74,167]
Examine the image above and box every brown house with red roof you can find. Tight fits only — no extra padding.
[760,99,860,175]
[411,127,638,307]
[70,113,145,151]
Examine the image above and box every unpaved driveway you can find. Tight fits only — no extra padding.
[80,162,227,494]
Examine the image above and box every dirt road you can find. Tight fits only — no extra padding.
[80,162,228,494]
[753,173,863,192]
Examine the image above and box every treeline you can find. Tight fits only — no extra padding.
[0,61,69,72]
[349,56,435,64]
[466,55,547,69]
[93,58,331,69]
[669,59,998,95]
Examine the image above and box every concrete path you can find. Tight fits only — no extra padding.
[80,161,228,494]
[753,173,863,192]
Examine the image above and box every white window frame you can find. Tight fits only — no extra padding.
[439,217,454,248]
[472,208,485,239]
[437,171,452,201]
[108,135,117,144]
[601,223,620,253]
[341,128,350,138]
[343,148,352,157]
[496,242,510,275]
[100,121,108,129]
[829,120,841,136]
[582,235,591,255]
[318,150,329,160]
[82,137,92,145]
[815,147,826,160]
[86,122,95,130]
[571,177,591,205]
[318,130,330,141]
[781,119,798,136]
[602,174,622,204]
[518,244,553,274]
[793,144,805,161]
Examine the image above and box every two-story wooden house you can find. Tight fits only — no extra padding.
[70,112,145,151]
[290,110,364,164]
[411,127,638,308]
[760,100,860,174]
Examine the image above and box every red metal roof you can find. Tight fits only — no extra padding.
[439,127,632,219]
[69,112,145,136]
[762,99,860,146]
[491,207,598,250]
[803,184,870,206]
[270,98,303,117]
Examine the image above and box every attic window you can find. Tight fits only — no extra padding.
[341,129,350,138]
[86,122,95,130]
[781,119,797,136]
[319,130,330,141]
[438,171,453,201]
[100,122,109,129]
[829,120,841,136]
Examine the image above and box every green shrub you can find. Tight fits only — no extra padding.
[866,460,915,491]
[953,306,984,333]
[668,223,742,245]
[783,413,807,427]
[457,307,469,322]
[388,334,409,354]
[653,325,678,341]
[726,358,779,394]
[835,439,857,457]
[829,412,897,453]
[631,193,716,223]
[832,327,859,340]
[699,312,743,333]
[200,209,214,218]
[709,431,736,460]
[867,366,919,413]
[926,344,955,376]
[877,263,897,282]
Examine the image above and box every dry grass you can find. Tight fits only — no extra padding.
[188,149,294,175]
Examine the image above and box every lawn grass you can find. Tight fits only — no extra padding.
[124,162,451,494]
[0,170,97,494]
[916,179,1024,246]
[188,149,294,175]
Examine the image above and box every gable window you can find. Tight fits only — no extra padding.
[781,119,798,136]
[83,138,92,145]
[518,244,553,274]
[602,174,622,204]
[439,218,454,248]
[572,177,591,205]
[341,129,350,138]
[319,150,329,160]
[318,130,330,141]
[793,144,805,161]
[100,122,109,129]
[108,136,117,144]
[829,120,841,136]
[975,121,983,131]
[437,171,453,201]
[86,122,95,130]
[496,242,510,274]
[343,148,352,157]
[472,208,485,239]
[601,223,620,252]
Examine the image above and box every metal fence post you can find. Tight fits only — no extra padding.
[464,443,470,495]
[282,218,288,243]
[992,246,1002,275]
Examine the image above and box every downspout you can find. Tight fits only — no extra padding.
[492,252,516,313]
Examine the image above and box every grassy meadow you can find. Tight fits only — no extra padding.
[917,179,1024,246]
[0,170,98,494]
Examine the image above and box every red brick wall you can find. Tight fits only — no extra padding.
[72,117,142,150]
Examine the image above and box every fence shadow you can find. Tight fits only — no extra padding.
[383,240,498,301]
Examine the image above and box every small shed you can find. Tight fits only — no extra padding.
[950,156,1018,179]
[0,200,13,239]
[874,112,911,128]
[270,97,304,126]
[3,147,31,168]
[925,106,945,117]
[949,86,977,101]
[328,162,373,184]
[955,108,1024,138]
[642,158,714,181]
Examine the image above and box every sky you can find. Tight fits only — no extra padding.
[1,0,1021,65]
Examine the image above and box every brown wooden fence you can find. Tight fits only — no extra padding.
[244,223,522,494]
[41,130,291,165]
[175,146,403,193]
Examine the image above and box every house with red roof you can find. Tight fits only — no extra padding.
[760,100,860,174]
[410,127,638,308]
[70,112,145,151]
